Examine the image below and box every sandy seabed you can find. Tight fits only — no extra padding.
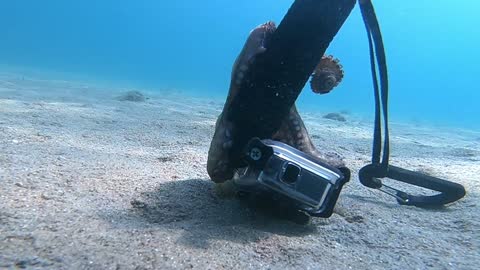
[0,71,479,270]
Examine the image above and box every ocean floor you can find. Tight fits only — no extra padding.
[1,71,479,269]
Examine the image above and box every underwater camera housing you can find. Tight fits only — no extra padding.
[233,138,350,218]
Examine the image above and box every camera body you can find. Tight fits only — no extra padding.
[233,138,350,218]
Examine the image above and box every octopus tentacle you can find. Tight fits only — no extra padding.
[225,21,276,109]
[272,55,346,167]
[207,21,277,183]
[272,105,345,168]
[310,55,344,94]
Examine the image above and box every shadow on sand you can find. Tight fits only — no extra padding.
[106,178,321,249]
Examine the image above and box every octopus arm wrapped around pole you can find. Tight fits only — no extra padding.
[208,0,356,183]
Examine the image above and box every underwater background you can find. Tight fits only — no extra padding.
[1,0,478,129]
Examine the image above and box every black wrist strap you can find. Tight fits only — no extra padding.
[357,0,466,207]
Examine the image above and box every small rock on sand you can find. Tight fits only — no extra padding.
[323,112,346,122]
[115,91,146,102]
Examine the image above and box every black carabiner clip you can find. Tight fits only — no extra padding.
[359,164,466,207]
[357,0,466,208]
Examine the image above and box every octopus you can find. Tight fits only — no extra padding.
[207,21,345,183]
[311,55,344,94]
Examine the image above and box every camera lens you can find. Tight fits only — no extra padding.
[281,163,300,184]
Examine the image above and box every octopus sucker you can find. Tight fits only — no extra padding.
[310,55,344,94]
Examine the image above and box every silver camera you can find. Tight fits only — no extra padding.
[233,138,350,218]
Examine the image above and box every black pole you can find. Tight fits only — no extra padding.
[225,0,356,167]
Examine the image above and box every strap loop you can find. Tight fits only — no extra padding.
[357,0,466,207]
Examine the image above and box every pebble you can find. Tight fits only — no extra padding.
[130,199,147,209]
[116,91,146,102]
[15,182,27,188]
[41,193,53,200]
[323,112,347,122]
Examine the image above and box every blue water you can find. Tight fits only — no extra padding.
[1,1,478,129]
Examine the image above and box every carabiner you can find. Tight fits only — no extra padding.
[372,181,409,204]
[359,164,466,207]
